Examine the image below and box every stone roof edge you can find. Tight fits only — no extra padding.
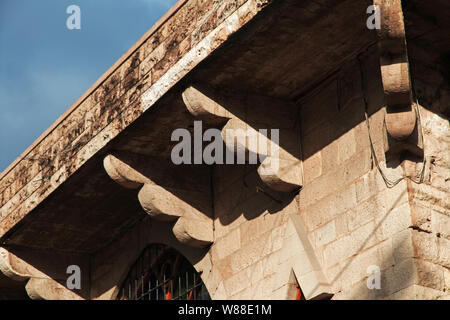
[0,0,188,181]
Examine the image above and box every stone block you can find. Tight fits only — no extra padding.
[302,195,333,231]
[229,233,269,274]
[337,129,356,163]
[271,225,284,252]
[391,259,416,293]
[303,151,322,184]
[341,149,372,186]
[239,219,259,245]
[355,169,385,204]
[271,283,293,300]
[393,229,414,263]
[337,244,387,292]
[321,140,339,174]
[432,210,450,238]
[382,180,409,214]
[262,252,279,278]
[377,239,395,270]
[223,268,250,297]
[412,230,439,263]
[347,194,380,232]
[325,221,379,268]
[213,228,241,260]
[330,183,357,217]
[415,259,445,291]
[212,281,227,300]
[335,213,349,238]
[315,220,336,248]
[300,80,337,135]
[215,255,234,280]
[387,285,448,300]
[375,202,412,241]
[411,204,432,233]
[438,237,450,268]
[332,279,379,300]
[250,261,264,286]
[444,267,450,292]
[204,266,223,298]
[299,169,343,210]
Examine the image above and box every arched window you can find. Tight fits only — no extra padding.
[117,244,210,300]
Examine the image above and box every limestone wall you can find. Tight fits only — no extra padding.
[298,45,449,299]
[205,44,449,300]
[87,44,449,300]
[209,164,301,299]
[2,0,448,301]
[0,0,267,238]
[403,35,450,299]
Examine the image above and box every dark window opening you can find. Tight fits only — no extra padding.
[117,244,210,300]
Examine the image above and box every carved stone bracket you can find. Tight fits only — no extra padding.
[103,153,214,248]
[374,0,423,160]
[0,247,87,300]
[182,85,303,193]
[0,248,28,282]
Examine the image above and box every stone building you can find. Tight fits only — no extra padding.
[0,0,449,300]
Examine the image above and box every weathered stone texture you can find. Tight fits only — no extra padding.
[0,0,264,239]
[297,43,449,299]
[0,0,448,300]
[209,156,330,299]
[401,27,450,296]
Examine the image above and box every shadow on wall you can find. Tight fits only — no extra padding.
[103,86,301,228]
[3,0,449,300]
[343,188,410,299]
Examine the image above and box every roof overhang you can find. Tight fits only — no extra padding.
[0,0,448,255]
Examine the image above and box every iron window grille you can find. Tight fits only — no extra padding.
[117,244,210,300]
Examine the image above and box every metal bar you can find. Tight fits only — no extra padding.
[163,273,166,300]
[186,271,189,299]
[118,245,210,300]
[141,274,144,300]
[178,276,181,300]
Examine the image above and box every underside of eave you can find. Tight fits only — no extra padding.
[1,0,448,255]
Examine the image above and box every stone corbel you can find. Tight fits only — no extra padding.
[103,153,214,248]
[0,247,87,300]
[0,247,28,282]
[182,86,302,193]
[374,0,423,160]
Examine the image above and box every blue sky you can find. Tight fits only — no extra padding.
[0,0,177,173]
